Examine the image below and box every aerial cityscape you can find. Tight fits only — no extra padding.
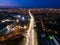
[0,8,60,45]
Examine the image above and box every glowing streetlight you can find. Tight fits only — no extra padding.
[22,17,25,21]
[48,35,53,40]
[24,25,27,29]
[18,15,20,18]
[16,19,19,22]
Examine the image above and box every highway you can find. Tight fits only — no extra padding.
[26,9,36,45]
[52,36,60,45]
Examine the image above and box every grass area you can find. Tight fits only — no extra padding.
[34,22,43,45]
[34,29,38,45]
[0,36,24,45]
[21,36,27,45]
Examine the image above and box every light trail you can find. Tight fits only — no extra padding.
[2,19,15,23]
[52,36,60,45]
[26,9,35,45]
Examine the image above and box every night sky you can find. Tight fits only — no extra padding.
[0,0,60,8]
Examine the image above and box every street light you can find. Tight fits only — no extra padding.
[24,25,27,29]
[22,17,25,21]
[48,35,53,40]
[16,19,19,23]
[18,15,21,18]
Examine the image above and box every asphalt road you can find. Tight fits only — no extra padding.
[26,9,37,45]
